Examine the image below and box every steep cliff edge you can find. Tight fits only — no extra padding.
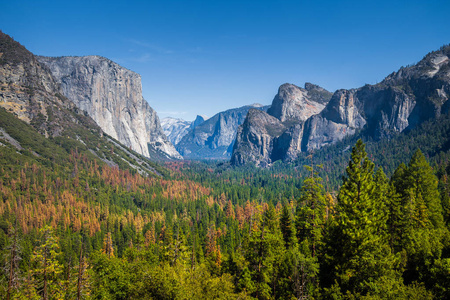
[267,83,331,122]
[162,115,206,145]
[231,83,331,166]
[0,31,98,137]
[231,109,286,167]
[37,56,181,160]
[232,45,450,166]
[176,104,268,159]
[0,31,163,175]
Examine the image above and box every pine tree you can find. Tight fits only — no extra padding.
[4,224,21,300]
[76,243,91,300]
[244,206,284,299]
[295,173,325,257]
[31,225,64,300]
[406,150,444,229]
[393,150,448,287]
[323,140,398,296]
[373,167,389,239]
[280,204,296,249]
[102,232,114,258]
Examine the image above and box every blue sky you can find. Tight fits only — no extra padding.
[2,0,450,121]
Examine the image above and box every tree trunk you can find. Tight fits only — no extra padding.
[76,245,83,300]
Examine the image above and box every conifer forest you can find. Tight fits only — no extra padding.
[1,24,450,300]
[1,106,450,299]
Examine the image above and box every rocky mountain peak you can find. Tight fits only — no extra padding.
[231,108,285,167]
[267,83,330,123]
[176,104,269,159]
[0,31,84,136]
[304,82,334,104]
[321,89,365,127]
[245,108,286,134]
[383,46,450,85]
[192,115,206,127]
[232,45,450,166]
[0,31,35,67]
[161,115,206,146]
[38,55,182,160]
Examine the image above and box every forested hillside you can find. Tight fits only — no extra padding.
[1,103,450,298]
[1,29,450,300]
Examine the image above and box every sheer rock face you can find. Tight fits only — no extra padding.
[232,83,331,166]
[267,83,329,122]
[176,104,269,159]
[232,46,450,166]
[161,115,205,146]
[231,109,286,167]
[37,56,181,159]
[300,89,367,152]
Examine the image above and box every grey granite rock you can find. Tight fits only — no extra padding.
[37,56,182,159]
[177,104,268,159]
[0,31,86,137]
[267,83,330,123]
[161,115,205,146]
[231,109,286,167]
[232,83,331,165]
[232,45,450,166]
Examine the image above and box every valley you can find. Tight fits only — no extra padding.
[1,30,450,299]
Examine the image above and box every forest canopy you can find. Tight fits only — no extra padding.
[1,138,450,299]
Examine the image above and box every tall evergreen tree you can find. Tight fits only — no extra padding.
[392,150,449,288]
[373,167,390,239]
[322,140,398,297]
[295,173,326,257]
[243,208,284,299]
[280,204,296,249]
[406,150,444,229]
[4,225,21,300]
[31,226,65,300]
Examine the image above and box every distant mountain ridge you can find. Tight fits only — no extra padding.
[232,83,332,166]
[176,104,269,159]
[161,115,206,145]
[232,45,450,166]
[37,55,182,160]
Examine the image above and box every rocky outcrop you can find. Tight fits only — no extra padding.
[161,115,205,145]
[232,83,331,166]
[0,31,91,137]
[37,55,181,160]
[231,109,286,166]
[232,45,450,166]
[177,104,269,159]
[267,83,331,122]
[0,31,165,175]
[299,89,366,151]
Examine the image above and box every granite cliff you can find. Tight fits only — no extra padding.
[0,31,162,174]
[177,104,269,159]
[231,108,286,167]
[231,83,331,165]
[161,115,206,145]
[267,83,331,122]
[37,56,181,160]
[232,45,450,166]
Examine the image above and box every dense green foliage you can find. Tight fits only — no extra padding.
[1,103,450,299]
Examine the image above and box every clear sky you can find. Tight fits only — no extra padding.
[2,0,450,121]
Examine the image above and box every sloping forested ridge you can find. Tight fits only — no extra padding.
[1,96,450,298]
[289,111,450,190]
[1,30,450,299]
